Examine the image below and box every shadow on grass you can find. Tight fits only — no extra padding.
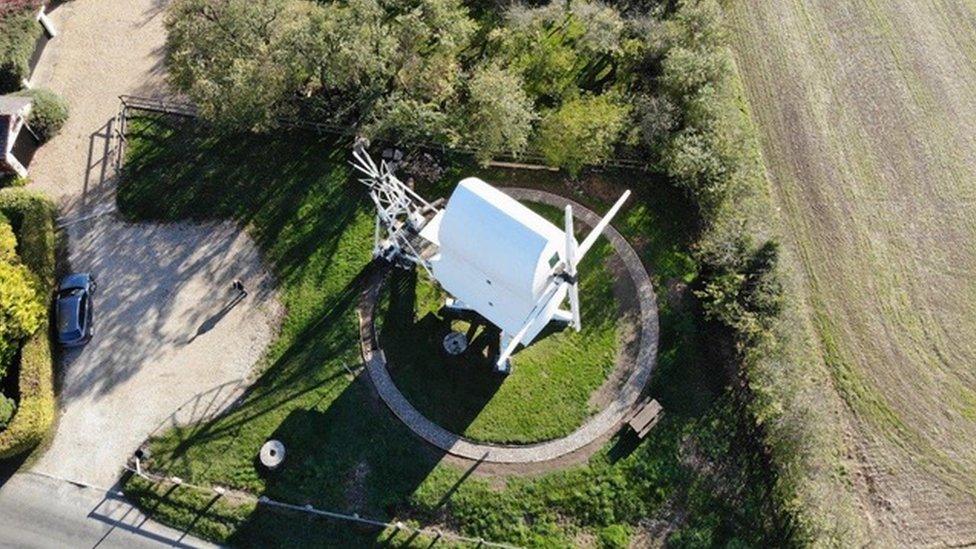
[113,114,790,546]
[380,268,507,437]
[118,114,362,285]
[127,262,497,546]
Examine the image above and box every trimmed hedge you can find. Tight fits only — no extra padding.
[0,4,41,94]
[0,188,56,459]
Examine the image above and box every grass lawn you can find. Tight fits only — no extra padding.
[119,113,787,546]
[377,202,620,444]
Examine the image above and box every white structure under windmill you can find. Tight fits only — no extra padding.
[352,146,630,373]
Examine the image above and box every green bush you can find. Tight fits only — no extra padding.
[0,261,45,377]
[0,214,15,262]
[0,328,54,458]
[0,5,41,93]
[0,187,57,281]
[0,394,15,430]
[538,93,629,175]
[598,524,630,549]
[0,188,56,459]
[15,87,69,142]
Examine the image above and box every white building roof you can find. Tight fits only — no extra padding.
[425,177,566,335]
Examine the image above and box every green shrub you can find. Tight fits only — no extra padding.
[0,5,40,93]
[598,524,630,549]
[0,328,54,458]
[0,214,15,262]
[538,93,629,176]
[0,261,44,377]
[0,188,55,458]
[0,394,15,430]
[0,187,57,281]
[15,87,69,142]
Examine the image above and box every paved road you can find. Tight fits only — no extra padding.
[0,473,215,548]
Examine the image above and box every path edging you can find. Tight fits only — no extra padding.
[358,188,659,464]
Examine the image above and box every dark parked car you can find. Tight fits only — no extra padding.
[56,272,96,347]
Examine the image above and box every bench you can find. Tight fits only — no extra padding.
[627,399,663,439]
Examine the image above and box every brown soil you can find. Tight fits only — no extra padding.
[728,0,976,544]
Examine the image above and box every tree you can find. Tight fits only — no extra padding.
[300,0,398,118]
[635,92,679,152]
[659,45,729,100]
[464,63,536,164]
[661,125,730,213]
[392,0,477,103]
[0,261,44,377]
[571,1,625,58]
[668,0,726,52]
[538,93,628,175]
[695,235,783,344]
[365,94,455,145]
[494,3,582,104]
[165,0,309,130]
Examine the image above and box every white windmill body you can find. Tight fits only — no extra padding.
[421,178,571,348]
[352,147,630,373]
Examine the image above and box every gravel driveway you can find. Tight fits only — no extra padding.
[19,0,283,488]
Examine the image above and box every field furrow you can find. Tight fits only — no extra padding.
[728,0,976,543]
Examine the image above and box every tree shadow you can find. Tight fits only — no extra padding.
[85,475,202,549]
[0,452,30,491]
[117,114,362,285]
[118,260,501,547]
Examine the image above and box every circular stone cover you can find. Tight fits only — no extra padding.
[260,439,286,469]
[442,331,469,355]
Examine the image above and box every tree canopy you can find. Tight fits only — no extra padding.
[164,0,748,181]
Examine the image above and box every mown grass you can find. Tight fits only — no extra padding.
[118,114,786,546]
[377,203,619,444]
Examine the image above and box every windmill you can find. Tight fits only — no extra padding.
[352,145,630,373]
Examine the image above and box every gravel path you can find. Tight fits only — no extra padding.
[358,189,658,464]
[20,0,283,488]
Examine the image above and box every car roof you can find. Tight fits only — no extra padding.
[57,295,82,333]
[59,272,91,291]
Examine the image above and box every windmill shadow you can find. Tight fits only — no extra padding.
[377,268,504,435]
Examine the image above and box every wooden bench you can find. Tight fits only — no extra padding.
[627,399,663,439]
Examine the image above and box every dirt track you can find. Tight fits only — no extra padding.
[728,0,976,544]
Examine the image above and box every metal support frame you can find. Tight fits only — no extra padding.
[351,145,437,277]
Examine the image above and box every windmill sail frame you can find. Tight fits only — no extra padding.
[352,146,630,372]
